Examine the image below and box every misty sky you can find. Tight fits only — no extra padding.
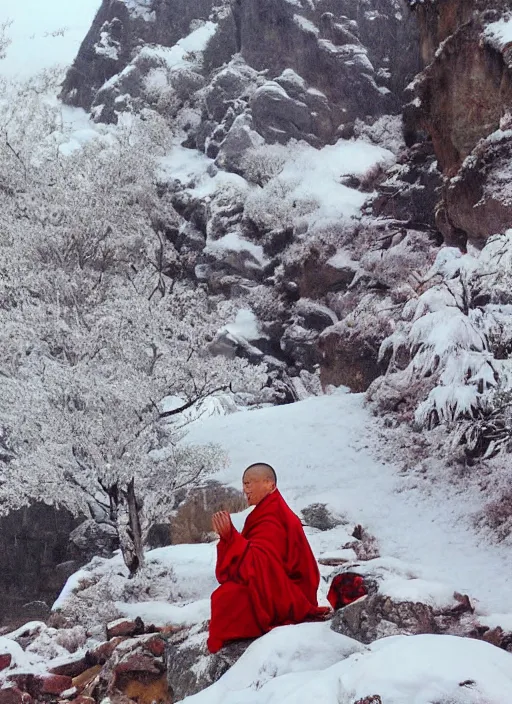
[1,0,101,77]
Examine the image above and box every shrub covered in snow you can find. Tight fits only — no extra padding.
[369,233,512,461]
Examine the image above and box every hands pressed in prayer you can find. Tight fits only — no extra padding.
[212,510,232,540]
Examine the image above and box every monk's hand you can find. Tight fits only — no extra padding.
[212,510,232,540]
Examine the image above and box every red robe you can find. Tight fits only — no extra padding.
[207,489,325,653]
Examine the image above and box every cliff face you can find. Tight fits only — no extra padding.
[61,0,420,142]
[57,1,431,396]
[405,0,512,246]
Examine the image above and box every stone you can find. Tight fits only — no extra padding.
[215,113,264,174]
[71,664,103,692]
[166,626,251,700]
[331,593,438,644]
[353,697,382,704]
[49,653,89,678]
[301,503,343,531]
[442,130,512,246]
[41,674,74,696]
[69,519,119,562]
[143,637,166,658]
[7,673,72,698]
[204,58,258,122]
[114,653,163,676]
[0,655,12,672]
[280,324,319,370]
[295,299,337,333]
[405,1,512,245]
[251,80,315,144]
[88,637,126,665]
[319,322,385,393]
[112,652,169,704]
[107,618,145,640]
[0,687,33,704]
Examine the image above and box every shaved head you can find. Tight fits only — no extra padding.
[242,463,277,505]
[243,463,277,484]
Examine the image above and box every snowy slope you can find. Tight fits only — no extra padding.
[1,0,101,78]
[181,627,512,704]
[186,389,512,615]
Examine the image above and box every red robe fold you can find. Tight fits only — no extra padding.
[207,489,324,653]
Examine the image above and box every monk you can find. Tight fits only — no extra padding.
[207,463,330,653]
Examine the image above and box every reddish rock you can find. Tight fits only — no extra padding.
[115,653,163,676]
[71,697,95,704]
[49,654,89,678]
[88,636,125,664]
[0,655,12,672]
[7,673,72,698]
[451,592,474,615]
[144,637,166,657]
[354,697,382,704]
[40,674,74,696]
[106,617,144,640]
[0,686,33,704]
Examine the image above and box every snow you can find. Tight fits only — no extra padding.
[0,636,32,669]
[138,21,217,71]
[205,233,268,268]
[484,16,512,50]
[378,577,457,610]
[183,631,512,704]
[52,569,90,611]
[117,599,211,627]
[122,0,156,22]
[145,544,218,603]
[184,623,365,704]
[293,15,320,36]
[338,634,512,704]
[222,309,263,342]
[326,249,359,271]
[279,138,394,225]
[1,0,101,78]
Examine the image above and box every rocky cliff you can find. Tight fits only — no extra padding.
[405,0,512,246]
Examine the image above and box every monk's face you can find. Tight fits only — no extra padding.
[243,469,275,506]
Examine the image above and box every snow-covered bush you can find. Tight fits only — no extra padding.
[369,233,512,460]
[240,143,291,186]
[353,115,405,155]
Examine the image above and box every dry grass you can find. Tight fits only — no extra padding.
[170,481,247,544]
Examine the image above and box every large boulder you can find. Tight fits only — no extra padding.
[331,588,475,645]
[319,321,385,392]
[69,520,120,563]
[166,625,250,701]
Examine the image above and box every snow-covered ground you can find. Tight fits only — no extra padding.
[183,626,512,704]
[1,0,101,78]
[45,389,512,703]
[186,388,512,615]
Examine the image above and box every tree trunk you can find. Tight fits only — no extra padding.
[118,479,145,576]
